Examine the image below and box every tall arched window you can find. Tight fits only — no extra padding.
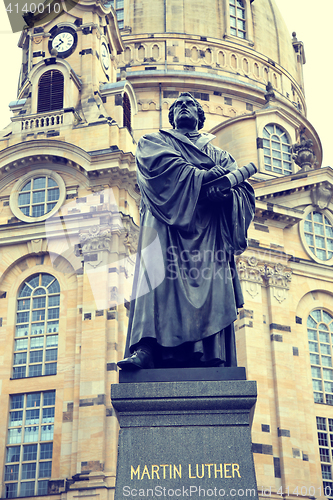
[123,92,131,131]
[229,0,246,39]
[308,309,333,404]
[13,273,60,379]
[263,124,292,175]
[37,70,64,113]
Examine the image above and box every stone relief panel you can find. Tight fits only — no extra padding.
[237,256,292,303]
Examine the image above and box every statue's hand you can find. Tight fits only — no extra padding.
[203,158,229,184]
[205,185,233,202]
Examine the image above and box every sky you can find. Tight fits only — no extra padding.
[0,0,331,167]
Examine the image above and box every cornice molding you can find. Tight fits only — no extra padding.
[0,139,136,185]
[254,167,333,201]
[254,199,304,228]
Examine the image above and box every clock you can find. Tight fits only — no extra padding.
[101,42,110,70]
[48,27,78,58]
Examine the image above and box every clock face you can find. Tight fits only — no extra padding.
[101,42,110,70]
[52,32,74,53]
[49,28,77,58]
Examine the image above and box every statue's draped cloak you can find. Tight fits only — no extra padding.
[125,129,255,367]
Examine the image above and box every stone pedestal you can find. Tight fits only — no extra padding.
[111,368,258,499]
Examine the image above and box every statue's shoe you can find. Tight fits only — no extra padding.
[117,349,154,370]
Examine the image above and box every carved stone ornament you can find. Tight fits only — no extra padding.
[122,216,140,254]
[237,258,292,302]
[79,226,111,253]
[27,238,48,254]
[78,226,112,268]
[237,257,266,299]
[263,262,292,289]
[292,129,318,172]
[310,182,333,209]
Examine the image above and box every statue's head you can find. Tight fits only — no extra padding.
[168,92,206,130]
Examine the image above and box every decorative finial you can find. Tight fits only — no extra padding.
[50,48,58,57]
[292,128,318,172]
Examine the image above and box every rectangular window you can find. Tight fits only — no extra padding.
[110,0,124,29]
[317,417,333,493]
[321,448,331,462]
[229,0,246,39]
[4,391,55,498]
[317,417,327,430]
[319,432,329,447]
[322,464,332,480]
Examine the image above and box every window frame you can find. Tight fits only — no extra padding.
[4,391,55,498]
[37,69,64,114]
[223,0,254,46]
[12,273,60,381]
[262,123,293,176]
[299,207,333,266]
[229,0,246,39]
[109,0,124,29]
[308,309,333,406]
[316,417,333,495]
[10,169,66,223]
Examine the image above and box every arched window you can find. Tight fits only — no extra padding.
[263,124,292,175]
[123,92,131,131]
[308,309,333,405]
[229,0,246,39]
[304,211,333,262]
[13,273,60,379]
[37,70,64,113]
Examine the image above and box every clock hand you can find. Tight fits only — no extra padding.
[55,39,64,49]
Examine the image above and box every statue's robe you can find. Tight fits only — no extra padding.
[124,129,255,367]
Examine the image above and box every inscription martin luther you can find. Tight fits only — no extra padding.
[130,463,241,480]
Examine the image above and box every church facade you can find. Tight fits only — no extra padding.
[0,0,332,498]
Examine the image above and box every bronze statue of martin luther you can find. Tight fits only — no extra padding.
[118,92,256,370]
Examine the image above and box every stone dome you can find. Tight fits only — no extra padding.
[124,0,303,88]
[251,0,302,85]
[119,0,321,168]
